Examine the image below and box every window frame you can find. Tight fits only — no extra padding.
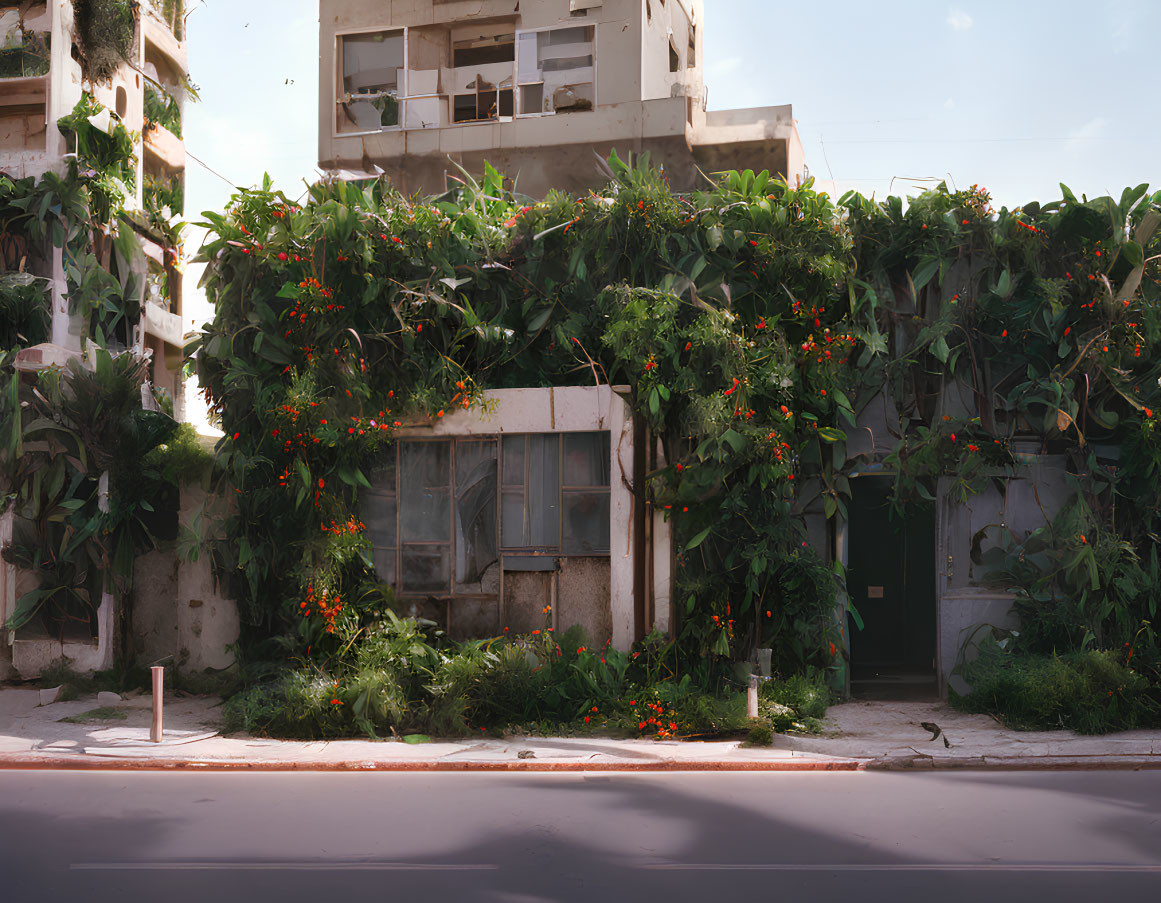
[332,25,409,139]
[514,24,597,118]
[366,431,610,600]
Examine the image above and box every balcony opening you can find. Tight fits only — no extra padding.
[669,37,679,72]
[453,80,513,124]
[452,31,514,68]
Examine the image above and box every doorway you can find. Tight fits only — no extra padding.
[846,476,937,699]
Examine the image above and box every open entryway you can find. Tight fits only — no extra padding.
[846,476,938,699]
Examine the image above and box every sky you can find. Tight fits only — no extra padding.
[178,1,1160,424]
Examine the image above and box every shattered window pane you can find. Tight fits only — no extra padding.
[338,30,404,131]
[517,26,594,115]
[399,441,450,542]
[454,439,498,589]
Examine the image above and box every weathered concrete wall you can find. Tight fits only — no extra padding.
[174,487,239,673]
[936,454,1071,695]
[558,557,612,647]
[131,547,180,665]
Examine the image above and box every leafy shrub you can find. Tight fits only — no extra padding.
[222,617,757,741]
[758,671,831,733]
[952,639,1161,734]
[746,722,774,746]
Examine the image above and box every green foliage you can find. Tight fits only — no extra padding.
[144,83,182,139]
[745,722,774,746]
[147,0,185,42]
[223,616,751,740]
[952,636,1161,733]
[757,671,831,733]
[0,273,51,350]
[3,350,177,634]
[195,158,1161,688]
[56,93,137,224]
[981,492,1161,652]
[146,422,215,486]
[73,0,137,83]
[0,27,50,78]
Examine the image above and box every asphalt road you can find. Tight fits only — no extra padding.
[1,769,1159,902]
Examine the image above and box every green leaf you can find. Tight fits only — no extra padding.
[1121,239,1144,268]
[722,428,746,453]
[932,335,950,363]
[685,526,712,551]
[911,257,939,290]
[996,269,1012,297]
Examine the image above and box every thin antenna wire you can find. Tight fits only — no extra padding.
[185,149,237,188]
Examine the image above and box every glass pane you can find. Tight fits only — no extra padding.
[562,491,610,554]
[502,435,525,486]
[502,489,526,547]
[528,434,559,547]
[340,31,404,130]
[455,440,498,588]
[362,491,397,550]
[372,546,396,586]
[562,432,610,487]
[400,441,450,542]
[401,546,451,593]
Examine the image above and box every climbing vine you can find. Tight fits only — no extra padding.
[195,160,1161,674]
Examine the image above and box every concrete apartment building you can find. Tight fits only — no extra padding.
[318,0,807,195]
[1,0,187,414]
[1,1,206,679]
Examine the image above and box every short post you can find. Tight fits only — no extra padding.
[747,673,759,719]
[150,665,164,743]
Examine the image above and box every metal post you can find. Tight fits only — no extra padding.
[150,666,164,742]
[747,673,759,719]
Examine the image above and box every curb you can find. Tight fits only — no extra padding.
[865,754,1161,771]
[0,754,866,773]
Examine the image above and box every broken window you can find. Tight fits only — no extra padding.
[668,37,679,73]
[516,26,594,115]
[336,29,404,133]
[454,440,498,592]
[452,83,513,123]
[687,24,696,68]
[366,431,609,597]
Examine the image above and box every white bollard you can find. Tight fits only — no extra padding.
[151,666,164,742]
[747,673,759,719]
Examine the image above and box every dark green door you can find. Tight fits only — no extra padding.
[846,476,936,673]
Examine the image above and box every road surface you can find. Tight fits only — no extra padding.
[1,769,1159,901]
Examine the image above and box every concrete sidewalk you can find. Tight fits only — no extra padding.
[1,687,1159,772]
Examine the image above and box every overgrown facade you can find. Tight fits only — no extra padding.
[0,1,235,682]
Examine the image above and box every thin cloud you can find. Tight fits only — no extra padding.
[947,9,973,31]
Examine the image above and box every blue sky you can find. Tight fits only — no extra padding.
[179,1,1159,338]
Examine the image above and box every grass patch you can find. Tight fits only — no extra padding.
[59,706,127,724]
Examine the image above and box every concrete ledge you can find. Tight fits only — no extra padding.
[866,754,1161,771]
[0,753,866,773]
